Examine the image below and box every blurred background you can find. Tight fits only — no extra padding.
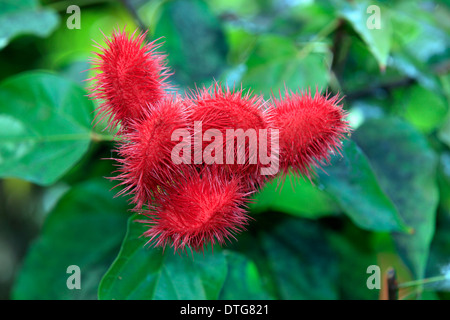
[0,0,449,300]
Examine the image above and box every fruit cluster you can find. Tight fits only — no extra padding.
[89,29,350,252]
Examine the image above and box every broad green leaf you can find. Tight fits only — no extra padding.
[337,34,408,95]
[326,225,378,300]
[224,26,257,65]
[389,50,442,94]
[390,2,449,63]
[338,1,392,69]
[438,75,450,147]
[428,155,450,290]
[353,118,439,279]
[12,179,129,299]
[438,152,450,210]
[393,85,448,134]
[319,140,410,232]
[234,215,339,299]
[42,8,137,68]
[388,3,448,92]
[98,214,228,300]
[426,208,450,292]
[0,72,94,185]
[242,34,330,97]
[153,0,228,87]
[219,250,273,300]
[440,118,450,150]
[271,1,336,39]
[207,0,261,17]
[0,0,59,50]
[250,176,337,219]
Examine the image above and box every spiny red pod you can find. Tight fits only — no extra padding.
[88,28,171,132]
[269,88,350,179]
[140,167,252,253]
[89,29,352,254]
[113,96,191,210]
[189,83,272,188]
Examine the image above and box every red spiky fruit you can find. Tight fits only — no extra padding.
[269,89,350,179]
[114,96,191,210]
[141,167,251,253]
[189,83,272,188]
[89,28,171,132]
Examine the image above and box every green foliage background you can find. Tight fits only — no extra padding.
[0,0,449,300]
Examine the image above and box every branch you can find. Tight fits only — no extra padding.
[344,77,416,101]
[330,18,352,83]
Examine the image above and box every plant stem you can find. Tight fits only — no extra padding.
[91,132,115,142]
[344,77,415,101]
[296,19,339,59]
[397,275,447,289]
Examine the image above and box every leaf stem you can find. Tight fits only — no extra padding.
[297,18,339,59]
[397,275,447,289]
[91,132,115,142]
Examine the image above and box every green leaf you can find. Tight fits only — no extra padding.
[98,214,228,300]
[353,118,439,279]
[12,179,129,299]
[41,7,138,68]
[153,0,228,87]
[207,0,262,17]
[326,225,379,300]
[219,250,273,300]
[262,220,338,299]
[437,76,450,147]
[319,140,410,232]
[224,26,257,65]
[0,71,95,185]
[389,50,442,93]
[426,208,450,292]
[388,3,447,92]
[271,2,336,39]
[234,215,339,299]
[437,152,450,211]
[338,1,392,69]
[439,120,450,149]
[242,34,330,97]
[393,85,448,134]
[0,0,59,50]
[250,176,337,219]
[390,2,449,63]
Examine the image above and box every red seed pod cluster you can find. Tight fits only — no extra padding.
[89,29,350,253]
